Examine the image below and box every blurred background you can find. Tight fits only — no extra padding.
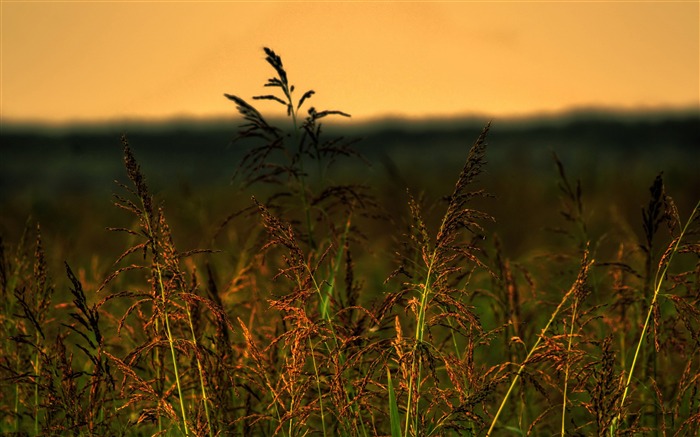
[1,1,698,269]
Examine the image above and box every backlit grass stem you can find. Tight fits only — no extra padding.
[610,200,699,435]
[487,249,592,437]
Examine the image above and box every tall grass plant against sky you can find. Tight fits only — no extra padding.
[1,48,699,436]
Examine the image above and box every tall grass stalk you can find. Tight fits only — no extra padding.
[404,250,436,436]
[183,302,213,437]
[487,249,592,437]
[308,337,328,437]
[610,199,700,434]
[401,124,491,436]
[121,138,190,435]
[154,256,189,436]
[561,297,578,436]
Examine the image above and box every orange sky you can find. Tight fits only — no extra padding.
[1,1,698,125]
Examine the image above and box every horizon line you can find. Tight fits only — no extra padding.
[2,104,698,134]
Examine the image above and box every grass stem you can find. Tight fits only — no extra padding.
[610,200,699,434]
[487,251,591,436]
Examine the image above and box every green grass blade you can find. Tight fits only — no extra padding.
[387,368,402,437]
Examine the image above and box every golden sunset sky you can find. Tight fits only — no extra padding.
[1,1,698,125]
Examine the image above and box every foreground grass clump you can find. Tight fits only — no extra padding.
[1,48,699,436]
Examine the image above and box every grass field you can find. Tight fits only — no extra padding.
[1,48,699,436]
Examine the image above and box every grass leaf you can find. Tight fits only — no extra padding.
[388,368,403,437]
